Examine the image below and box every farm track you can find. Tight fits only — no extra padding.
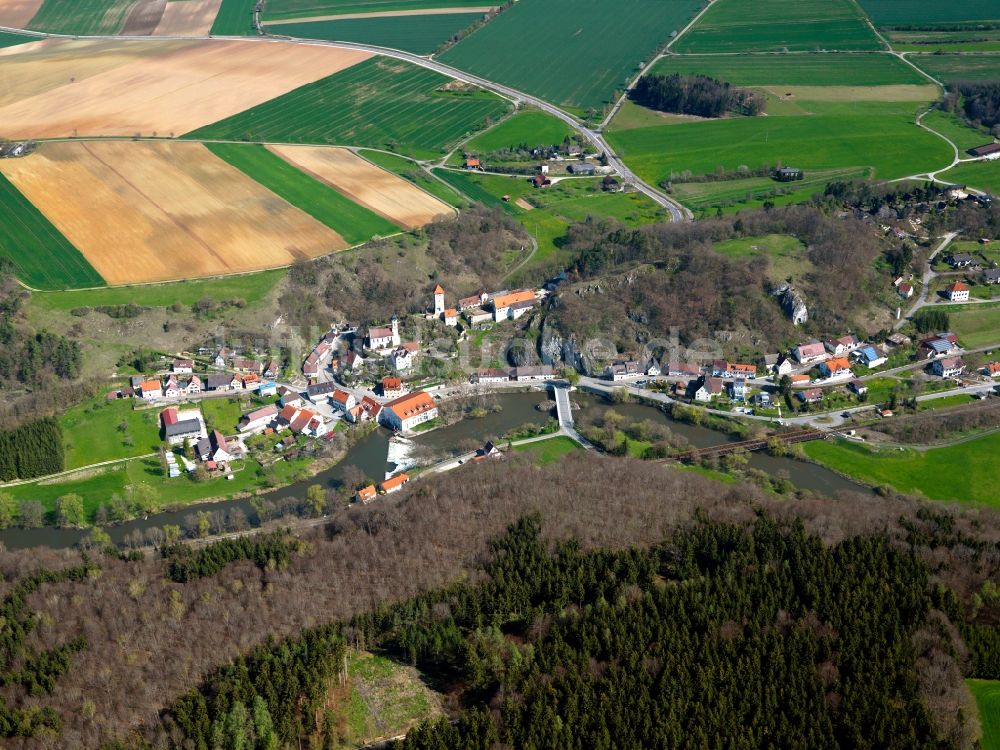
[0,24,689,221]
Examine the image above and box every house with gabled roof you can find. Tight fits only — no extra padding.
[172,359,194,374]
[239,404,278,434]
[932,356,965,378]
[946,281,970,302]
[140,379,163,400]
[356,485,377,504]
[797,388,823,404]
[380,391,438,432]
[794,340,828,365]
[818,357,852,379]
[379,473,410,495]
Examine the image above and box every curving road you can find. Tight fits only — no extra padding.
[0,24,689,221]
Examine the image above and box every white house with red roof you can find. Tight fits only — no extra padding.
[946,281,970,302]
[379,391,438,432]
[331,389,357,414]
[238,404,279,434]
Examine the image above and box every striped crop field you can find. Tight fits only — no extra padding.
[210,0,257,35]
[0,172,104,290]
[268,12,483,54]
[26,0,134,35]
[188,57,512,159]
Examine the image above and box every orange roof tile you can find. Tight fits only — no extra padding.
[386,391,436,420]
[379,473,409,492]
[492,290,536,310]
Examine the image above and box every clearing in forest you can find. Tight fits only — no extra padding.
[0,141,347,285]
[0,38,370,139]
[268,145,454,229]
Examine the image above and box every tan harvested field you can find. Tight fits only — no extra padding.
[121,0,167,35]
[269,145,454,229]
[154,0,223,35]
[0,141,347,285]
[0,38,370,139]
[267,6,495,24]
[763,84,940,102]
[0,0,44,28]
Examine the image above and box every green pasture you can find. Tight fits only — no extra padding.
[0,172,105,290]
[938,161,1000,197]
[440,0,703,112]
[264,0,490,21]
[211,0,257,35]
[651,53,926,86]
[189,57,511,159]
[857,0,1000,26]
[711,234,810,282]
[673,0,881,53]
[968,680,1000,750]
[28,269,284,312]
[513,436,581,465]
[26,0,134,34]
[890,29,1000,53]
[358,150,466,207]
[671,167,868,211]
[60,398,162,470]
[607,100,951,188]
[267,12,482,54]
[910,53,1000,82]
[921,109,993,153]
[943,302,1000,348]
[463,109,575,154]
[206,143,399,241]
[803,432,1000,506]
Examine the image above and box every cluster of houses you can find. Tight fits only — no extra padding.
[472,365,554,384]
[432,284,541,326]
[159,407,239,476]
[109,356,280,403]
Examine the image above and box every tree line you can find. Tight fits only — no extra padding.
[632,72,765,118]
[0,416,64,481]
[162,532,299,583]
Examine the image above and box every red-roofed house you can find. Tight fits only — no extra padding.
[356,485,377,503]
[946,282,970,302]
[380,391,438,432]
[239,404,278,434]
[794,341,828,365]
[140,379,163,400]
[161,408,179,428]
[379,473,409,494]
[983,362,1000,377]
[382,377,405,399]
[331,389,356,414]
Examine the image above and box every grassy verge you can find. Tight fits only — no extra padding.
[206,143,399,241]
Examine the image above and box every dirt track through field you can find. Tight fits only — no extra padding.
[266,6,495,24]
[0,141,347,285]
[0,38,371,139]
[0,0,44,28]
[154,0,223,35]
[268,145,454,229]
[121,0,167,35]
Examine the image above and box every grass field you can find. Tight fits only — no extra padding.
[440,0,703,112]
[922,109,993,153]
[674,0,881,53]
[513,436,580,465]
[968,680,1000,750]
[358,150,465,207]
[0,31,34,48]
[910,53,1000,82]
[942,302,1000,348]
[803,433,1000,505]
[60,398,162,470]
[608,100,950,188]
[268,12,482,54]
[671,167,869,211]
[857,0,1000,26]
[265,0,491,21]
[189,57,511,159]
[26,0,133,34]
[206,143,400,242]
[29,270,284,312]
[462,109,575,153]
[890,29,1000,54]
[210,0,256,34]
[938,161,1000,198]
[651,53,926,86]
[0,172,104,291]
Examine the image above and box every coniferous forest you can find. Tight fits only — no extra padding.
[0,417,64,481]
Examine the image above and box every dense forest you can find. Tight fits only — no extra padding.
[2,454,1000,748]
[632,73,765,118]
[0,417,64,481]
[941,81,1000,134]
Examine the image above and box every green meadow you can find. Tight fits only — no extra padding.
[211,0,257,35]
[968,680,1000,750]
[803,433,1000,506]
[0,31,34,47]
[513,436,581,465]
[607,100,951,188]
[462,109,575,153]
[673,0,881,53]
[921,109,993,153]
[910,53,1000,82]
[942,302,1000,349]
[267,12,482,54]
[264,0,490,21]
[857,0,1000,25]
[672,167,869,211]
[939,161,1000,198]
[206,143,400,241]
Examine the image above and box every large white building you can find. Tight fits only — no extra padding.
[379,391,439,432]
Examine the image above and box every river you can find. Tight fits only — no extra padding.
[0,389,869,549]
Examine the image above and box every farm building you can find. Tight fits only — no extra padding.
[568,163,595,175]
[774,167,803,182]
[968,143,1000,160]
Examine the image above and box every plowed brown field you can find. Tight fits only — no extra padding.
[0,0,44,28]
[0,38,370,138]
[154,0,223,35]
[269,145,453,229]
[0,141,347,285]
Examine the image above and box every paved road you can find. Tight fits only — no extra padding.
[895,231,958,330]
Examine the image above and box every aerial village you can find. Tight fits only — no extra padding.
[110,250,1000,504]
